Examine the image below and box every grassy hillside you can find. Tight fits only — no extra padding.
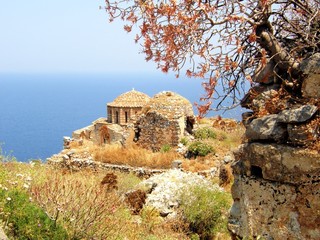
[0,117,243,239]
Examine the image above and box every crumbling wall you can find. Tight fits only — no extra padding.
[135,112,181,151]
[229,53,320,239]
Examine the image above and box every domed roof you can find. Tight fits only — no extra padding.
[142,91,194,118]
[107,89,151,108]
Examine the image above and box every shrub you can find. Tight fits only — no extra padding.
[180,137,189,146]
[31,172,126,240]
[194,128,217,140]
[0,189,68,239]
[160,144,171,153]
[179,186,232,239]
[188,141,214,157]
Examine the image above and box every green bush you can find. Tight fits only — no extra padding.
[180,137,189,146]
[160,144,171,153]
[0,189,68,240]
[180,186,232,239]
[188,141,214,157]
[194,128,217,140]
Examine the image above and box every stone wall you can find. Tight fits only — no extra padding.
[229,54,320,239]
[135,112,182,151]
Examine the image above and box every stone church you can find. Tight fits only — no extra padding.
[72,89,195,149]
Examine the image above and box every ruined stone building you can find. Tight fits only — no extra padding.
[71,89,194,150]
[134,91,195,151]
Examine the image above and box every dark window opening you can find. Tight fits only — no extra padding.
[186,116,195,134]
[108,110,112,123]
[115,111,119,124]
[125,111,128,123]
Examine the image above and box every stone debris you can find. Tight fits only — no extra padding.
[136,169,223,218]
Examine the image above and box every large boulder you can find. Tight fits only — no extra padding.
[277,105,318,123]
[245,114,287,142]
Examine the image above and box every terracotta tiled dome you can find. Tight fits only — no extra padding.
[108,89,151,107]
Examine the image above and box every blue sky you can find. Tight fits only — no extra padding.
[0,0,156,73]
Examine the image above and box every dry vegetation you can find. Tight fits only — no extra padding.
[182,118,244,172]
[91,144,181,169]
[0,162,190,239]
[0,118,242,239]
[88,117,244,173]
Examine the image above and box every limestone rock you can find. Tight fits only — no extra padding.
[137,169,222,217]
[233,143,320,184]
[300,53,320,98]
[229,174,320,239]
[245,115,287,142]
[278,105,318,123]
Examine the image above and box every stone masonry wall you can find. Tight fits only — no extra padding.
[228,53,320,239]
[135,112,181,151]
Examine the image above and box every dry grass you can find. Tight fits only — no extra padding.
[182,122,244,172]
[34,168,189,239]
[91,144,180,169]
[0,164,187,240]
[181,157,217,172]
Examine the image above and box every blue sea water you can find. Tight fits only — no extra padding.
[0,73,243,162]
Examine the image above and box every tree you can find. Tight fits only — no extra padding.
[103,0,320,116]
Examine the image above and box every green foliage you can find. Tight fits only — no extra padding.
[188,141,214,157]
[180,186,232,239]
[180,137,189,146]
[0,189,68,240]
[160,144,171,153]
[194,128,217,140]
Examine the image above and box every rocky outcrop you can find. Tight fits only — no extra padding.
[229,53,320,239]
[135,169,223,218]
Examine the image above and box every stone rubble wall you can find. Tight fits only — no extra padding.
[229,53,320,239]
[47,151,219,179]
[135,112,182,151]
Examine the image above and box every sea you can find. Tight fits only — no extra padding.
[0,72,244,162]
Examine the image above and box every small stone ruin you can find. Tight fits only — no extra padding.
[134,91,195,151]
